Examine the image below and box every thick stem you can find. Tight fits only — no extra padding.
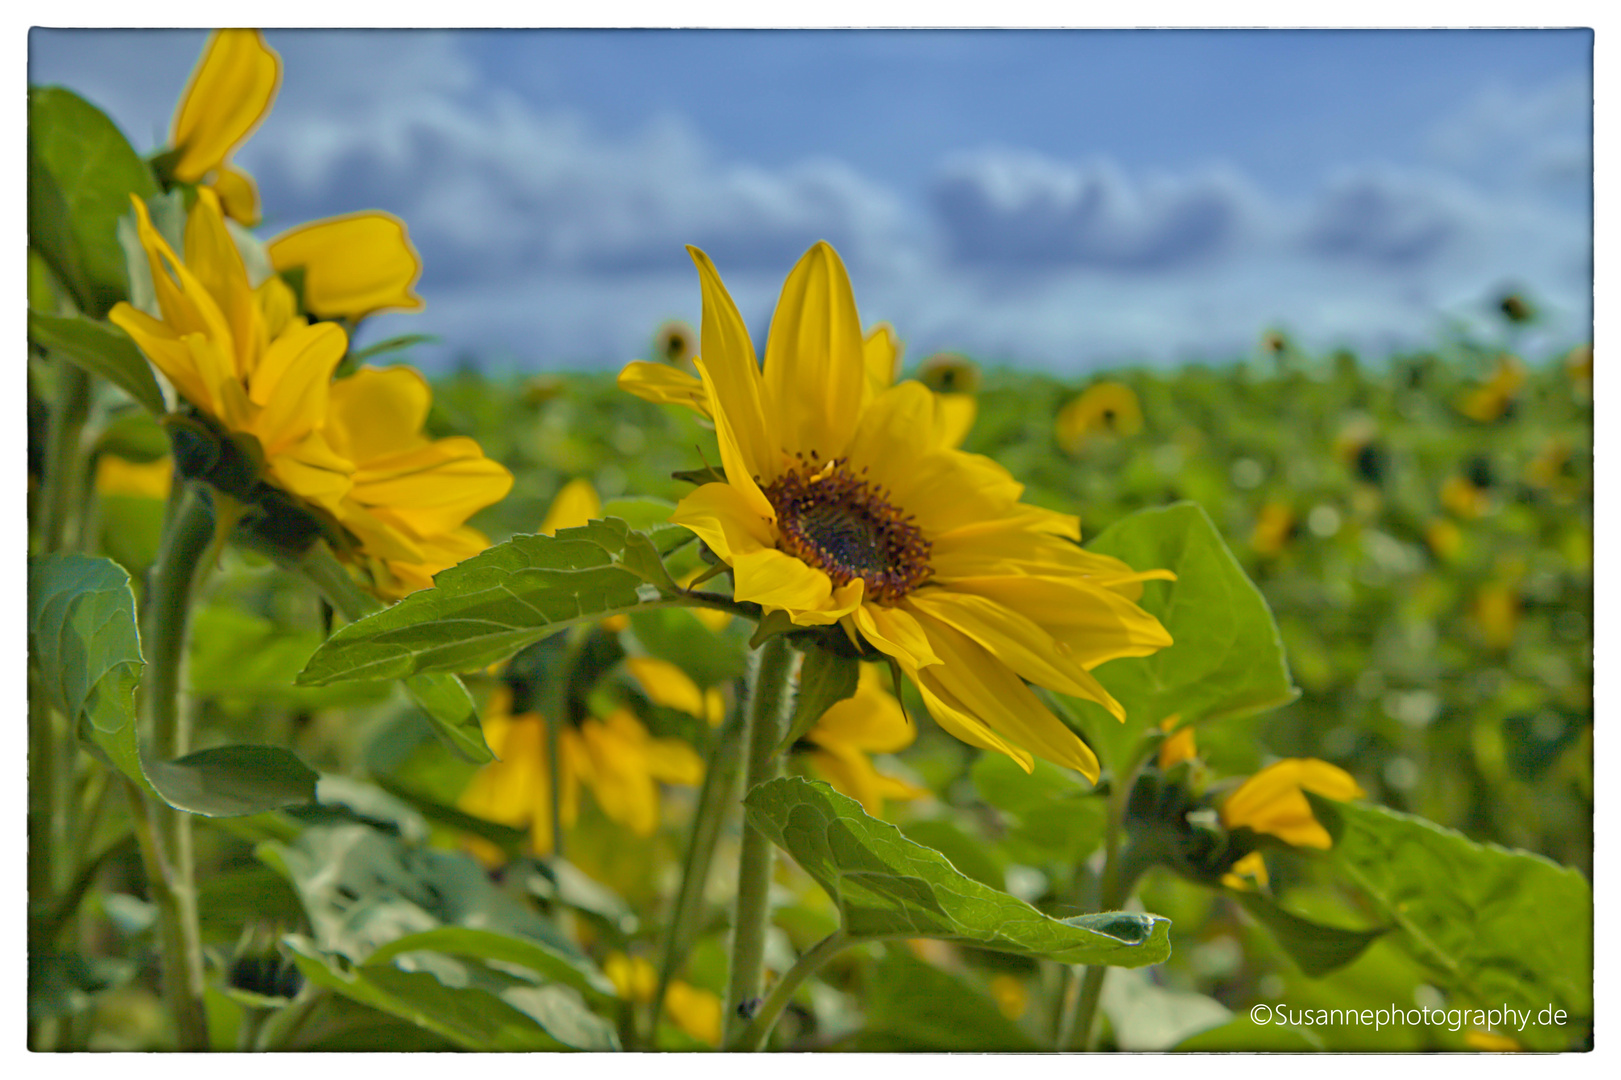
[726,929,850,1052]
[652,697,745,1038]
[722,635,795,1046]
[37,363,91,554]
[136,485,217,1050]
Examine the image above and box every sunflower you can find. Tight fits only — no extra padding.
[163,29,281,225]
[654,319,698,371]
[1220,758,1366,851]
[1056,381,1143,454]
[1456,354,1525,422]
[458,687,704,856]
[796,662,927,816]
[110,189,353,513]
[632,242,1173,781]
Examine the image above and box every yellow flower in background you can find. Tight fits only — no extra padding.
[1424,517,1464,562]
[1157,715,1197,771]
[1523,436,1583,502]
[989,974,1029,1021]
[1249,503,1296,556]
[638,242,1173,781]
[458,690,702,854]
[1471,579,1521,651]
[664,981,724,1047]
[267,212,425,323]
[1056,381,1143,453]
[1220,758,1365,850]
[655,319,698,371]
[916,352,981,395]
[322,366,512,598]
[95,455,173,500]
[1464,1030,1524,1052]
[626,656,726,727]
[800,663,928,816]
[604,952,658,1003]
[1456,354,1525,422]
[1220,850,1270,892]
[915,351,979,448]
[166,29,280,225]
[1564,344,1592,399]
[110,190,352,512]
[1440,473,1489,519]
[540,477,602,536]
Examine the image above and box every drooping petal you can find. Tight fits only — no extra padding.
[944,575,1172,669]
[326,366,432,463]
[812,664,913,753]
[169,29,281,182]
[1221,759,1366,849]
[849,602,940,670]
[109,305,207,413]
[731,548,833,612]
[669,481,774,561]
[862,322,902,396]
[249,320,348,451]
[616,361,711,418]
[350,440,514,539]
[268,211,425,321]
[762,241,868,460]
[625,657,707,719]
[211,163,261,225]
[539,478,601,535]
[687,247,774,483]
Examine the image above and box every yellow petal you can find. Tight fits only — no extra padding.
[625,657,706,719]
[763,241,868,461]
[863,322,902,396]
[669,481,774,562]
[1221,759,1365,849]
[350,441,514,539]
[643,737,704,786]
[1158,721,1197,770]
[264,432,353,513]
[170,29,281,182]
[616,361,711,418]
[946,574,1172,670]
[249,320,348,452]
[211,164,261,226]
[326,366,432,463]
[268,212,425,321]
[95,455,173,499]
[540,478,601,535]
[933,393,977,449]
[908,666,1033,771]
[125,195,235,358]
[182,188,257,368]
[664,981,723,1047]
[687,247,775,484]
[1220,851,1269,891]
[731,548,832,611]
[808,744,887,816]
[694,357,776,520]
[109,304,209,413]
[849,602,940,670]
[811,662,913,752]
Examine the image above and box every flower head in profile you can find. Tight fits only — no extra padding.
[458,686,704,856]
[624,242,1173,781]
[110,190,352,513]
[795,662,927,816]
[164,29,281,225]
[1220,758,1366,851]
[1056,381,1143,454]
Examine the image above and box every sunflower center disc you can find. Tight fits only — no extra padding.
[763,455,933,604]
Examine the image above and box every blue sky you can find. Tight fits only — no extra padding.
[29,28,1593,373]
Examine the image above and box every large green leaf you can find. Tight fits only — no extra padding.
[297,520,682,686]
[1079,502,1299,772]
[1233,892,1386,978]
[744,777,1170,966]
[141,745,318,818]
[365,926,616,1004]
[28,554,146,787]
[28,86,157,317]
[27,311,165,415]
[1309,794,1591,1050]
[285,937,615,1052]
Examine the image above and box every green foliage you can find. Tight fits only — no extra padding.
[1078,501,1299,774]
[1233,892,1386,978]
[970,751,1106,865]
[28,554,146,788]
[142,745,318,818]
[27,86,157,317]
[778,645,859,752]
[297,519,682,685]
[27,311,166,415]
[849,948,1039,1051]
[745,776,1170,966]
[1309,793,1591,1049]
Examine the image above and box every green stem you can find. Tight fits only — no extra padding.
[726,929,850,1052]
[652,696,745,1039]
[135,484,217,1051]
[37,363,91,554]
[121,777,209,1050]
[1055,747,1152,1051]
[722,635,795,1046]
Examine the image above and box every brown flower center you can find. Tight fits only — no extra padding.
[762,453,932,604]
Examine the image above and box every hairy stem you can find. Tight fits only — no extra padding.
[722,635,795,1046]
[135,485,217,1050]
[727,929,850,1052]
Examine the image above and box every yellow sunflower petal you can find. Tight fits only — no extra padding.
[933,393,977,449]
[169,29,281,182]
[1221,758,1365,849]
[909,666,1033,771]
[731,548,833,611]
[540,478,601,535]
[946,574,1172,670]
[812,663,913,753]
[665,982,723,1047]
[211,163,261,226]
[763,241,868,460]
[863,322,902,396]
[643,736,704,786]
[248,320,348,451]
[268,211,425,321]
[695,356,776,520]
[326,366,432,463]
[616,360,711,418]
[670,481,774,561]
[181,188,257,365]
[809,744,888,816]
[849,602,940,670]
[688,247,774,483]
[350,441,514,539]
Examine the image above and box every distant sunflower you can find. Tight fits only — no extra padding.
[1056,381,1143,454]
[629,241,1173,781]
[655,319,698,370]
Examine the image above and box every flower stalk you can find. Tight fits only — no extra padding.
[726,929,850,1051]
[722,635,795,1046]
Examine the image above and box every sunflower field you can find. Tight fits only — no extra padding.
[27,31,1592,1053]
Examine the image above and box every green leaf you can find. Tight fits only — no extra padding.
[1172,1015,1325,1051]
[599,496,692,554]
[142,745,319,817]
[1308,794,1591,1050]
[28,554,147,790]
[403,672,493,764]
[628,606,745,688]
[285,937,615,1051]
[1234,892,1386,978]
[28,86,157,317]
[346,333,440,365]
[777,645,859,752]
[1080,502,1299,772]
[364,926,616,1005]
[744,777,1170,966]
[28,311,166,415]
[297,520,677,686]
[970,752,1106,864]
[853,947,1040,1051]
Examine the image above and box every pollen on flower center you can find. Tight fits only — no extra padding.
[762,453,932,604]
